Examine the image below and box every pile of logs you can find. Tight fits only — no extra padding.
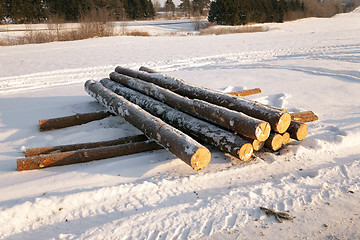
[17,66,318,171]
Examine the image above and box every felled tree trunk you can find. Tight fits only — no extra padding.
[25,134,149,157]
[101,78,253,161]
[39,111,112,131]
[85,80,211,171]
[227,88,262,97]
[17,140,162,171]
[109,72,270,141]
[288,121,308,141]
[115,66,291,133]
[265,133,283,151]
[291,111,319,123]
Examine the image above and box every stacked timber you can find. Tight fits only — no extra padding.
[18,66,317,172]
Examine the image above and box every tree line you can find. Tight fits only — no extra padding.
[208,0,347,25]
[0,0,155,23]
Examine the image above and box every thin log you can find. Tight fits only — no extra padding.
[290,111,315,118]
[100,78,253,161]
[17,140,162,171]
[85,80,211,171]
[290,111,319,123]
[115,66,291,133]
[39,111,111,131]
[25,134,148,157]
[140,67,262,97]
[265,133,283,151]
[282,132,291,145]
[288,121,308,141]
[109,72,270,141]
[227,88,262,97]
[238,134,265,151]
[139,66,158,73]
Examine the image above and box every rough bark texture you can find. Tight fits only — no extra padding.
[239,134,265,151]
[288,121,308,141]
[17,140,162,171]
[265,133,283,151]
[101,78,253,161]
[109,72,270,141]
[39,111,111,131]
[139,66,158,73]
[115,66,291,133]
[227,88,262,97]
[25,134,149,157]
[85,80,211,171]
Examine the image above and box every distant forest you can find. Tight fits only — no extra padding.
[0,0,155,23]
[208,0,359,25]
[0,0,359,24]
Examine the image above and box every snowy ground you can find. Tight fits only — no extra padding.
[1,9,360,240]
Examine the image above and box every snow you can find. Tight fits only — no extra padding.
[1,8,360,239]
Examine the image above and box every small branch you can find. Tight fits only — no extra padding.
[260,207,294,223]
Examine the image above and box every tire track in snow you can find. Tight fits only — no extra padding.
[1,158,359,239]
[1,44,359,95]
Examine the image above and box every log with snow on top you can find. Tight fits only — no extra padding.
[290,111,319,123]
[109,72,270,142]
[85,80,211,171]
[116,66,291,133]
[100,78,253,161]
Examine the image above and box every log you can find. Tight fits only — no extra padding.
[39,111,111,131]
[25,134,149,157]
[100,78,253,161]
[227,88,262,97]
[115,66,291,133]
[109,72,270,141]
[139,66,158,73]
[238,134,265,151]
[140,67,262,97]
[265,133,283,151]
[85,80,211,171]
[17,140,162,171]
[290,111,318,123]
[288,121,308,141]
[282,132,291,145]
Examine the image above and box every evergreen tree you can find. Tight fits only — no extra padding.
[0,0,7,21]
[192,0,210,15]
[165,0,175,14]
[179,0,192,17]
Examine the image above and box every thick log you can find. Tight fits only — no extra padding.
[85,80,211,171]
[290,111,315,118]
[39,111,111,131]
[265,133,283,151]
[115,66,291,133]
[100,78,253,161]
[25,134,148,157]
[288,121,308,141]
[109,72,270,141]
[227,88,262,97]
[17,140,162,171]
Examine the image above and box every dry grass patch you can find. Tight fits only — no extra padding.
[125,30,151,36]
[200,25,268,35]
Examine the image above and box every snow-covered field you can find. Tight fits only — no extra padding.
[1,8,360,240]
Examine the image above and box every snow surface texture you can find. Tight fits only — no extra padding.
[1,9,360,240]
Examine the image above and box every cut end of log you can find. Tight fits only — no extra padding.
[282,132,291,145]
[252,140,265,151]
[238,143,253,161]
[190,148,211,171]
[295,123,308,141]
[275,112,291,134]
[265,133,283,151]
[255,122,271,141]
